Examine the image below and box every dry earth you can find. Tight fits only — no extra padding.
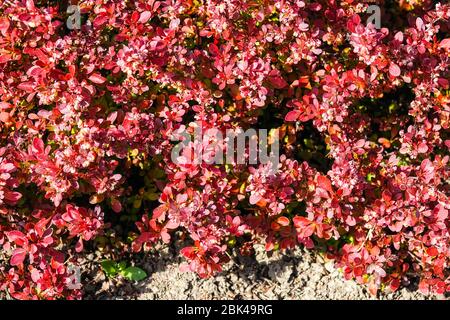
[87,243,446,300]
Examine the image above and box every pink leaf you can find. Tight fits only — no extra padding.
[0,53,11,64]
[269,75,288,89]
[161,231,171,243]
[17,82,34,93]
[0,112,9,123]
[153,205,166,220]
[27,66,44,78]
[88,73,106,84]
[75,238,84,252]
[0,17,10,36]
[389,63,401,77]
[165,220,180,229]
[138,11,152,24]
[249,193,262,205]
[439,39,450,49]
[26,0,35,11]
[11,248,27,266]
[416,17,424,30]
[6,231,26,243]
[31,268,41,283]
[394,31,403,42]
[417,142,428,154]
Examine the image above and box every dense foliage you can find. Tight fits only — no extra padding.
[0,0,449,299]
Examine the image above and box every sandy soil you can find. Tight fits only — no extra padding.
[88,244,446,300]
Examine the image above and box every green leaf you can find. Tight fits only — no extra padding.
[117,261,127,271]
[101,260,118,277]
[144,191,160,201]
[366,172,376,182]
[120,266,147,281]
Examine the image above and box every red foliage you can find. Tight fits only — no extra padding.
[0,0,449,299]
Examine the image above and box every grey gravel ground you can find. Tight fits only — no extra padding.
[101,244,445,300]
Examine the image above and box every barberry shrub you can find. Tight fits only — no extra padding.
[0,0,449,299]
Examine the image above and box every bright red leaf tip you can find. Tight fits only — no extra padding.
[427,247,439,257]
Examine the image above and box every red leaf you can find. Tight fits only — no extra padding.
[4,191,22,204]
[277,216,290,227]
[285,110,300,122]
[208,43,221,56]
[165,220,179,229]
[111,198,122,213]
[269,75,288,89]
[0,53,11,64]
[6,230,26,243]
[180,246,196,259]
[11,248,27,266]
[88,73,106,84]
[427,247,439,257]
[294,217,315,238]
[390,278,401,292]
[75,238,84,252]
[131,11,139,23]
[32,137,45,154]
[93,15,109,28]
[293,217,315,238]
[265,241,275,251]
[17,82,34,93]
[27,66,44,78]
[0,17,10,36]
[317,175,333,193]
